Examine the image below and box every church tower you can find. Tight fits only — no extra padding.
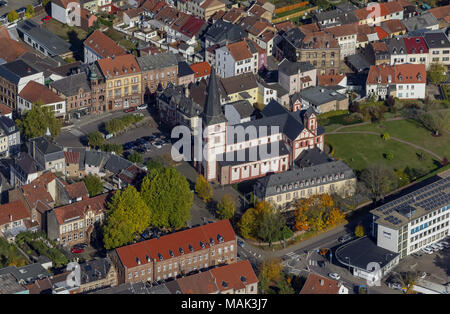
[202,67,227,182]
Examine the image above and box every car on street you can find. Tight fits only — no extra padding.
[338,234,353,243]
[419,272,427,279]
[137,104,148,110]
[41,15,52,22]
[328,273,340,280]
[152,141,162,149]
[422,247,433,254]
[237,239,245,248]
[17,7,26,14]
[123,107,136,113]
[71,247,84,254]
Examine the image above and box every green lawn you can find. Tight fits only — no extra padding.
[336,118,450,158]
[326,133,440,174]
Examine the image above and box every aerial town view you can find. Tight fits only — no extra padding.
[0,0,448,301]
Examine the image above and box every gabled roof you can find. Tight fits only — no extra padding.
[0,200,30,226]
[18,81,64,105]
[402,12,439,32]
[300,273,343,294]
[219,72,258,95]
[403,36,429,54]
[278,58,315,76]
[210,260,258,292]
[21,172,57,212]
[115,220,235,268]
[97,55,141,78]
[190,62,211,78]
[64,151,80,164]
[49,72,91,96]
[0,60,39,84]
[427,4,450,20]
[53,193,109,225]
[84,30,126,59]
[380,19,406,34]
[367,63,426,85]
[63,181,89,200]
[136,52,177,72]
[226,40,253,61]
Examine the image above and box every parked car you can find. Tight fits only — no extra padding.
[429,244,441,251]
[152,141,162,149]
[237,239,245,248]
[136,147,146,154]
[123,107,136,113]
[438,241,449,248]
[135,138,147,146]
[338,234,353,243]
[41,15,51,22]
[137,104,147,110]
[419,272,427,279]
[328,273,341,280]
[422,247,433,254]
[388,282,403,290]
[411,252,422,257]
[123,142,136,150]
[71,247,84,254]
[17,7,26,14]
[434,243,444,250]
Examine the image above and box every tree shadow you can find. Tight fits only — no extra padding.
[67,30,84,61]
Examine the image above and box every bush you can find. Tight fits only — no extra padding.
[382,132,390,141]
[102,143,123,155]
[343,112,363,124]
[385,152,394,160]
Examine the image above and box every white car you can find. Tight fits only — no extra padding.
[438,241,449,248]
[328,273,341,280]
[421,247,433,254]
[419,272,427,279]
[137,104,147,110]
[433,243,444,250]
[152,141,162,149]
[429,244,441,251]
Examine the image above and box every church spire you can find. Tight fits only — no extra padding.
[203,67,226,126]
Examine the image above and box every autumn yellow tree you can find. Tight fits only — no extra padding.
[195,175,212,202]
[260,259,283,282]
[238,201,273,239]
[325,208,346,226]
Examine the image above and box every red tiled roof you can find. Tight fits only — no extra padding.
[227,40,253,61]
[318,74,345,86]
[274,21,295,32]
[403,36,429,54]
[0,103,12,116]
[354,4,389,20]
[299,23,319,34]
[0,27,29,62]
[177,15,205,38]
[84,30,126,59]
[303,31,339,49]
[428,5,450,19]
[249,4,267,17]
[210,260,258,292]
[53,0,77,9]
[299,273,342,294]
[18,81,64,104]
[367,64,426,85]
[53,193,109,225]
[64,151,80,164]
[175,271,218,294]
[374,26,389,40]
[64,181,89,200]
[371,41,388,53]
[380,19,406,34]
[21,172,57,212]
[222,7,244,23]
[382,1,403,14]
[98,54,141,78]
[325,23,358,37]
[115,220,236,268]
[0,200,30,226]
[211,9,226,21]
[190,62,211,78]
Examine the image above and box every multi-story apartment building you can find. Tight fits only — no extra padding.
[78,257,118,293]
[216,40,257,78]
[0,200,32,241]
[278,59,317,95]
[109,219,237,284]
[403,37,429,68]
[47,193,109,247]
[354,2,404,26]
[0,60,44,110]
[186,0,225,21]
[27,137,65,174]
[17,81,66,118]
[136,52,178,103]
[324,24,358,59]
[423,32,450,67]
[298,32,340,75]
[97,55,142,111]
[0,129,8,158]
[371,171,450,259]
[0,116,21,156]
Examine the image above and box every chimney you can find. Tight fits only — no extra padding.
[185,87,190,97]
[320,279,324,286]
[9,214,12,222]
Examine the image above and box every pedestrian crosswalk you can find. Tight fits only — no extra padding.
[70,128,85,137]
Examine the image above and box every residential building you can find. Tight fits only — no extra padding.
[190,61,211,83]
[177,61,195,86]
[386,37,408,65]
[47,193,110,247]
[366,63,426,100]
[0,274,29,294]
[109,219,237,284]
[83,30,127,64]
[0,60,44,110]
[295,86,349,113]
[300,273,349,294]
[428,4,450,28]
[423,32,450,66]
[313,9,358,29]
[0,116,21,156]
[28,137,65,174]
[81,0,113,13]
[0,129,8,158]
[64,151,85,178]
[17,20,72,59]
[0,263,51,285]
[403,36,429,68]
[136,52,178,103]
[80,8,98,31]
[254,148,356,211]
[97,55,142,110]
[204,19,247,49]
[402,12,439,32]
[324,24,358,59]
[365,41,390,65]
[17,81,66,118]
[0,103,13,119]
[278,59,316,96]
[187,0,225,21]
[216,40,257,78]
[9,152,43,187]
[219,73,258,105]
[0,200,32,241]
[123,7,143,27]
[354,2,403,26]
[298,31,340,75]
[380,19,407,38]
[78,257,118,293]
[51,0,80,25]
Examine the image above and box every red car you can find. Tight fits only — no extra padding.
[41,15,52,22]
[123,107,136,113]
[71,247,84,254]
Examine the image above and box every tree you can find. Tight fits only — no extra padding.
[355,224,365,237]
[128,151,144,164]
[101,143,123,155]
[257,210,286,247]
[385,96,395,112]
[216,194,235,220]
[195,175,213,202]
[260,259,283,283]
[360,164,397,202]
[87,131,105,148]
[25,4,34,18]
[382,132,390,141]
[140,167,193,230]
[103,186,151,249]
[83,174,103,197]
[7,10,18,22]
[16,102,61,139]
[238,201,272,239]
[277,278,295,294]
[325,208,345,226]
[428,63,446,85]
[385,152,394,160]
[420,112,446,136]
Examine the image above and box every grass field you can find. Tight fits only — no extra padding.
[336,117,450,158]
[326,133,440,174]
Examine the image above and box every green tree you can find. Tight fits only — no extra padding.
[101,143,123,155]
[87,131,105,148]
[16,102,61,139]
[385,152,394,160]
[195,175,213,203]
[25,4,34,18]
[238,207,257,239]
[7,10,19,22]
[216,194,235,220]
[128,151,144,164]
[355,224,365,237]
[360,164,397,202]
[277,279,295,294]
[382,132,390,141]
[145,159,163,170]
[83,174,103,197]
[428,63,446,85]
[420,112,446,136]
[103,186,151,249]
[140,167,193,230]
[257,210,286,247]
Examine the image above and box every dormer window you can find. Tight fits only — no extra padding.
[398,75,402,81]
[417,74,422,81]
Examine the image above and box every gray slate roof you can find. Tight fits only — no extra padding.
[298,86,347,107]
[219,141,290,166]
[104,154,132,174]
[278,58,315,76]
[92,282,171,294]
[0,60,39,84]
[205,19,247,44]
[136,52,178,72]
[49,72,91,96]
[423,31,450,49]
[17,20,71,56]
[80,258,112,285]
[255,159,355,197]
[402,12,439,32]
[203,67,227,125]
[0,263,51,285]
